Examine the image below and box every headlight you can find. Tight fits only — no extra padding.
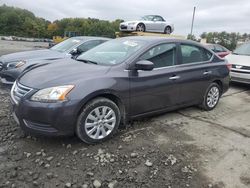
[31,85,74,102]
[7,60,26,69]
[128,22,137,25]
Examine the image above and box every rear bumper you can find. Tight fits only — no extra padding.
[230,71,250,84]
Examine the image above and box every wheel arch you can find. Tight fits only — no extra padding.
[76,91,127,126]
[165,25,172,33]
[212,79,223,93]
[136,22,146,31]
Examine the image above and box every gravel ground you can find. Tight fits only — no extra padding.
[0,41,250,188]
[0,40,49,55]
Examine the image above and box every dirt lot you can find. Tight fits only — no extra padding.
[0,40,250,188]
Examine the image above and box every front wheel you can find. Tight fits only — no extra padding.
[136,24,145,32]
[200,83,221,111]
[76,98,121,144]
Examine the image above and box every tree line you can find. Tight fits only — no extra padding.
[1,5,250,50]
[200,32,250,51]
[0,5,123,38]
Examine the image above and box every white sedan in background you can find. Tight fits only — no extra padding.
[120,15,174,34]
[226,42,250,84]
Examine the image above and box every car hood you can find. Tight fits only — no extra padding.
[18,58,111,89]
[121,21,140,25]
[226,54,250,66]
[0,49,67,64]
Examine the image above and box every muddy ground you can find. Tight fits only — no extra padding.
[0,40,250,188]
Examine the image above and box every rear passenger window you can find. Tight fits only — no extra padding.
[180,44,212,64]
[140,43,176,68]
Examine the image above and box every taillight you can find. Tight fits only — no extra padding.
[226,63,232,71]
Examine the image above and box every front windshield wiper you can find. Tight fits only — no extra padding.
[232,52,250,56]
[76,59,98,65]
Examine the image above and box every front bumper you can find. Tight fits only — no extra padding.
[0,69,20,84]
[230,71,250,84]
[119,24,136,32]
[11,96,80,137]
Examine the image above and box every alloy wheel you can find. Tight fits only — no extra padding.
[165,27,171,34]
[84,106,116,139]
[206,86,220,108]
[137,24,145,32]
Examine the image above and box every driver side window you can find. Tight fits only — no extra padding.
[140,43,176,68]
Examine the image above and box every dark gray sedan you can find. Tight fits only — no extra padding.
[0,36,109,84]
[11,37,230,144]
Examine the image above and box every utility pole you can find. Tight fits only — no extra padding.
[190,6,196,36]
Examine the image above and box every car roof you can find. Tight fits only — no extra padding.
[70,36,111,41]
[145,15,162,17]
[116,36,203,46]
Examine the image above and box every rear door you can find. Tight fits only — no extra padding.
[129,43,180,116]
[174,43,214,105]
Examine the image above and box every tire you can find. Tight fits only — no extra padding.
[200,83,221,111]
[136,23,145,32]
[164,26,172,34]
[76,97,121,144]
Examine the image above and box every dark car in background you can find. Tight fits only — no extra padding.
[204,43,231,58]
[11,37,230,144]
[0,36,109,84]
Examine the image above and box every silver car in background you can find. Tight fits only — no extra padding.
[120,15,174,34]
[226,42,250,84]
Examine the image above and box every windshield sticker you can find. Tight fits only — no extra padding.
[123,41,138,47]
[72,40,80,43]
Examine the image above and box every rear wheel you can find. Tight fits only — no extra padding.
[136,24,145,32]
[200,83,221,111]
[164,26,172,34]
[76,98,121,144]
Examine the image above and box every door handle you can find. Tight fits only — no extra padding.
[203,71,212,75]
[169,75,180,80]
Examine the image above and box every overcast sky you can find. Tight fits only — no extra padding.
[1,0,250,36]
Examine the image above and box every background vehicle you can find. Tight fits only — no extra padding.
[0,36,109,84]
[204,43,231,58]
[120,15,174,34]
[50,31,81,46]
[226,42,250,84]
[11,37,230,144]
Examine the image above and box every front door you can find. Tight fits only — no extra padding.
[129,43,180,116]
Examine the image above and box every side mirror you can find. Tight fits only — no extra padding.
[135,60,154,71]
[70,48,78,55]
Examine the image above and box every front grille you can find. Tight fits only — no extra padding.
[120,25,127,29]
[11,82,32,104]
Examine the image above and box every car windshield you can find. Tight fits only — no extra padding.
[77,39,145,65]
[50,38,82,53]
[233,42,250,56]
[140,15,154,21]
